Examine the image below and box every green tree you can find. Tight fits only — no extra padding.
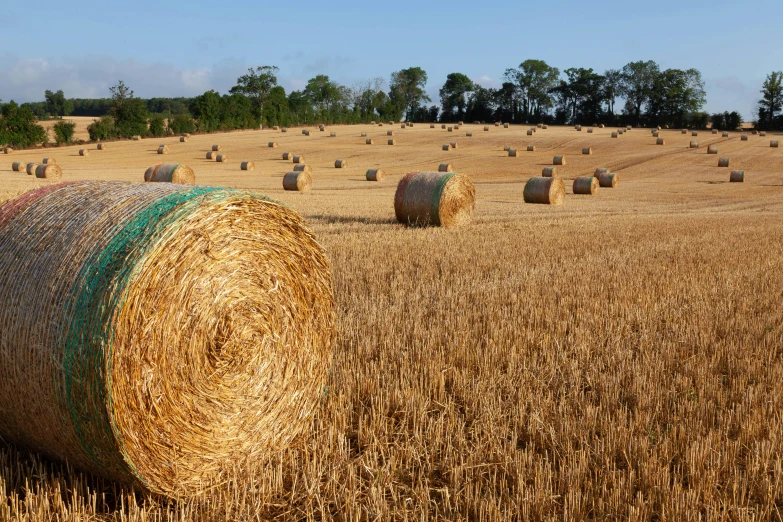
[44,90,74,118]
[757,71,783,130]
[465,86,496,123]
[439,73,474,121]
[724,111,743,130]
[504,59,560,122]
[110,81,149,137]
[229,66,279,120]
[646,69,705,128]
[262,86,289,127]
[52,120,76,144]
[148,114,166,137]
[169,113,195,134]
[87,116,116,141]
[389,67,430,121]
[189,90,222,132]
[603,69,622,119]
[620,60,660,124]
[0,102,47,147]
[304,75,347,122]
[219,93,257,130]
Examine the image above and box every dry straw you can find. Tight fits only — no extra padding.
[0,181,333,498]
[26,163,38,175]
[575,125,582,131]
[450,142,458,149]
[268,141,278,148]
[157,145,169,155]
[760,131,767,136]
[131,135,141,140]
[599,124,604,128]
[611,132,618,138]
[79,149,89,156]
[741,134,749,141]
[366,138,375,145]
[438,163,453,172]
[582,147,592,155]
[573,176,599,195]
[98,143,107,150]
[692,131,699,136]
[212,145,222,151]
[293,164,312,173]
[430,124,435,128]
[216,154,227,162]
[503,145,510,151]
[682,129,688,134]
[730,170,745,182]
[598,172,619,188]
[334,159,347,168]
[35,164,62,180]
[503,123,509,128]
[366,168,385,181]
[652,130,659,137]
[361,132,367,137]
[387,130,395,136]
[441,124,446,129]
[319,125,325,131]
[542,167,557,177]
[587,128,593,133]
[626,125,632,130]
[283,171,312,191]
[241,161,255,171]
[400,124,406,129]
[718,157,730,167]
[466,132,473,137]
[281,127,288,132]
[144,163,195,184]
[302,130,311,136]
[484,126,489,131]
[447,127,453,132]
[707,145,718,154]
[206,151,216,160]
[553,155,566,165]
[527,130,534,136]
[11,161,25,172]
[293,155,305,164]
[523,177,565,205]
[43,157,57,164]
[330,132,337,137]
[527,145,536,152]
[722,131,729,138]
[394,171,475,227]
[712,129,718,134]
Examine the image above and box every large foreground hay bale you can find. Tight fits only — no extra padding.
[0,181,333,498]
[79,149,89,156]
[293,164,312,173]
[573,176,599,195]
[523,177,565,205]
[241,161,255,171]
[212,144,222,151]
[394,171,475,227]
[283,171,312,191]
[542,167,557,177]
[144,163,195,184]
[730,170,745,182]
[34,163,63,180]
[598,172,619,187]
[438,163,453,172]
[553,155,566,165]
[26,163,38,175]
[12,161,25,171]
[718,157,730,167]
[366,168,385,181]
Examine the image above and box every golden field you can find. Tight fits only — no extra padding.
[1,123,782,520]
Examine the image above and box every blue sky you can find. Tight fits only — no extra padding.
[1,0,781,120]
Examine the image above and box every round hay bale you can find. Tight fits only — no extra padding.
[131,135,141,141]
[157,145,169,155]
[707,145,718,154]
[553,155,566,165]
[450,142,458,149]
[598,124,604,128]
[272,126,279,130]
[394,171,475,227]
[587,128,593,133]
[282,152,293,160]
[730,170,745,182]
[626,125,632,130]
[211,145,222,152]
[388,121,394,125]
[466,131,473,137]
[771,140,779,148]
[598,172,619,188]
[523,177,565,205]
[503,145,510,151]
[283,171,312,191]
[692,131,698,136]
[441,124,446,129]
[575,125,582,131]
[438,163,453,172]
[281,127,288,132]
[722,131,729,138]
[42,157,56,164]
[447,127,453,132]
[216,154,227,162]
[527,130,534,136]
[366,138,375,145]
[611,132,618,138]
[741,134,749,141]
[656,138,665,145]
[11,161,25,172]
[387,130,395,136]
[454,125,460,130]
[334,159,346,168]
[268,141,278,148]
[508,149,518,157]
[442,144,451,151]
[682,129,688,134]
[618,129,624,135]
[542,167,557,177]
[361,132,367,137]
[330,132,337,137]
[503,123,509,129]
[241,161,255,171]
[0,181,333,498]
[718,157,730,167]
[484,126,489,131]
[319,124,325,131]
[652,130,659,137]
[690,141,700,148]
[179,136,188,143]
[537,123,543,128]
[366,168,385,181]
[3,147,14,154]
[388,139,396,145]
[144,163,195,184]
[302,130,310,136]
[97,143,107,150]
[760,131,767,137]
[79,149,89,156]
[527,145,536,152]
[26,163,38,175]
[573,176,599,195]
[34,164,63,180]
[458,121,464,125]
[430,124,435,128]
[293,155,305,164]
[293,164,312,173]
[206,151,216,160]
[370,121,376,125]
[712,129,718,134]
[594,168,609,177]
[582,147,592,155]
[400,124,406,129]
[495,122,500,127]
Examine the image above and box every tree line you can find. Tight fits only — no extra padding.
[2,60,781,147]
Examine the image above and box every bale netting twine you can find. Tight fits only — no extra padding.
[144,163,195,184]
[0,181,335,498]
[394,171,475,227]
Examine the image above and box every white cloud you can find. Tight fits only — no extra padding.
[473,75,500,89]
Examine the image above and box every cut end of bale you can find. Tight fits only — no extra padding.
[366,168,385,181]
[240,161,255,171]
[394,171,475,227]
[573,176,599,195]
[523,176,565,205]
[283,170,312,191]
[144,163,195,184]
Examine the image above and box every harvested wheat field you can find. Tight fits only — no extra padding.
[1,123,783,520]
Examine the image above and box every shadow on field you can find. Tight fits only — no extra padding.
[309,214,396,226]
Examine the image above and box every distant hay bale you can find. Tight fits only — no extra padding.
[388,139,396,145]
[394,171,476,227]
[598,172,619,188]
[442,144,452,151]
[771,140,779,148]
[272,126,279,130]
[438,163,453,172]
[527,145,536,152]
[611,132,618,138]
[599,124,605,128]
[508,149,518,157]
[283,171,312,191]
[430,124,435,128]
[268,141,278,148]
[741,134,749,141]
[388,121,394,125]
[760,131,767,136]
[690,141,699,148]
[26,163,38,175]
[370,121,376,125]
[179,136,188,143]
[216,154,227,162]
[206,151,216,160]
[447,127,453,132]
[458,121,464,125]
[319,125,325,131]
[626,125,632,130]
[503,123,509,128]
[718,157,730,167]
[582,147,592,155]
[282,152,293,160]
[587,128,593,133]
[523,177,565,205]
[652,130,659,137]
[144,163,195,184]
[707,145,718,154]
[157,145,169,155]
[441,124,446,129]
[484,126,489,131]
[573,176,599,195]
[722,131,729,137]
[293,155,305,164]
[282,127,288,132]
[42,157,56,164]
[11,161,25,172]
[450,142,458,149]
[400,124,406,129]
[537,123,543,129]
[34,164,62,181]
[618,129,624,135]
[495,122,500,127]
[503,145,510,151]
[293,164,312,173]
[542,167,557,177]
[730,170,745,182]
[594,168,609,177]
[330,132,337,137]
[656,138,665,145]
[387,130,395,136]
[692,131,698,136]
[212,145,222,151]
[303,130,311,136]
[3,147,13,154]
[657,126,662,130]
[682,129,688,134]
[97,143,107,150]
[131,135,141,141]
[712,129,718,134]
[575,125,582,131]
[553,155,565,165]
[79,149,89,156]
[542,125,548,130]
[454,125,460,130]
[366,168,385,181]
[527,130,534,136]
[334,159,346,168]
[361,132,367,137]
[240,161,255,171]
[366,138,375,144]
[466,131,473,137]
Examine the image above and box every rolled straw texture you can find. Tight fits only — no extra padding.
[43,157,56,164]
[283,171,312,191]
[335,159,346,168]
[206,151,216,160]
[542,167,557,177]
[157,145,169,154]
[366,168,385,181]
[657,138,665,145]
[366,139,374,144]
[282,152,293,160]
[718,157,730,167]
[388,139,396,145]
[598,172,619,188]
[0,181,334,497]
[438,163,453,172]
[79,149,89,156]
[582,147,592,155]
[179,137,188,143]
[144,163,195,184]
[268,142,278,148]
[26,163,38,175]
[573,176,599,195]
[553,155,566,165]
[293,164,312,173]
[3,147,13,154]
[611,132,618,138]
[527,145,536,152]
[730,170,745,182]
[241,161,255,171]
[722,132,729,138]
[394,171,476,227]
[523,177,565,205]
[35,164,63,180]
[708,145,718,154]
[594,168,609,177]
[212,145,222,151]
[293,155,304,164]
[761,131,767,136]
[216,154,227,162]
[690,141,699,148]
[742,135,749,141]
[12,161,25,172]
[97,143,107,150]
[772,141,779,148]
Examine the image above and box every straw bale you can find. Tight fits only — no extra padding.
[212,145,222,151]
[587,128,593,133]
[366,169,385,181]
[682,129,688,134]
[3,147,13,154]
[443,144,451,151]
[575,125,582,131]
[42,157,56,164]
[542,167,557,177]
[454,125,460,130]
[466,131,473,137]
[0,181,333,498]
[598,172,619,188]
[508,149,518,157]
[599,124,604,128]
[718,157,730,167]
[388,139,396,145]
[131,136,141,141]
[26,163,38,175]
[394,171,475,227]
[594,168,609,177]
[215,154,227,162]
[450,142,458,149]
[387,130,395,136]
[573,176,599,195]
[527,130,534,136]
[690,141,699,148]
[722,131,729,137]
[652,130,659,137]
[98,143,107,149]
[283,171,312,191]
[692,131,698,136]
[144,163,195,184]
[582,147,592,155]
[157,145,169,154]
[707,145,718,154]
[282,127,288,132]
[79,149,89,156]
[771,141,779,148]
[441,124,446,129]
[319,125,325,131]
[553,155,566,165]
[503,145,510,151]
[361,132,367,137]
[34,164,63,180]
[401,124,406,129]
[272,126,279,130]
[430,124,435,128]
[495,122,500,126]
[542,125,548,129]
[268,141,278,148]
[503,123,509,128]
[741,134,749,141]
[730,170,744,182]
[241,161,255,171]
[626,126,632,130]
[438,163,453,172]
[206,151,216,160]
[302,130,310,136]
[293,155,305,164]
[523,177,565,205]
[527,145,536,152]
[712,129,718,134]
[330,132,337,137]
[334,159,347,168]
[179,136,188,143]
[366,138,375,144]
[657,138,665,145]
[537,123,543,128]
[11,161,25,172]
[611,132,618,138]
[293,164,312,173]
[760,131,767,136]
[448,127,453,132]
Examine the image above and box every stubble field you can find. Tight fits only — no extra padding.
[1,123,782,520]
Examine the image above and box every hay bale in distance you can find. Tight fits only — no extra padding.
[508,149,518,157]
[131,135,141,141]
[447,127,453,132]
[240,161,255,171]
[598,172,619,188]
[157,145,169,154]
[387,130,395,136]
[527,129,534,136]
[334,159,346,168]
[366,169,385,181]
[441,124,446,129]
[144,163,195,184]
[26,163,38,175]
[741,134,749,141]
[366,138,375,145]
[34,164,62,180]
[430,124,435,128]
[712,129,718,134]
[293,164,312,173]
[599,124,605,128]
[361,132,367,137]
[542,125,549,130]
[692,131,698,136]
[293,155,305,164]
[503,145,510,151]
[283,170,312,191]
[442,144,451,151]
[205,151,216,160]
[216,154,227,162]
[466,131,473,137]
[97,143,107,150]
[42,157,56,164]
[771,140,779,148]
[212,144,222,151]
[282,127,288,132]
[657,138,665,145]
[718,157,730,167]
[527,145,536,152]
[575,125,582,131]
[594,168,609,177]
[707,145,718,154]
[690,141,700,148]
[283,152,293,160]
[523,177,565,205]
[542,167,557,177]
[11,161,25,172]
[611,132,618,138]
[450,142,458,149]
[553,155,566,165]
[503,123,509,128]
[268,141,278,148]
[179,136,188,143]
[319,124,325,131]
[394,171,476,227]
[722,131,729,138]
[573,176,599,195]
[79,149,89,156]
[0,181,333,497]
[302,130,310,136]
[3,147,13,154]
[760,131,767,137]
[388,139,396,145]
[582,147,592,155]
[682,129,688,134]
[330,132,337,137]
[730,170,745,182]
[587,128,593,133]
[438,163,453,172]
[484,126,489,131]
